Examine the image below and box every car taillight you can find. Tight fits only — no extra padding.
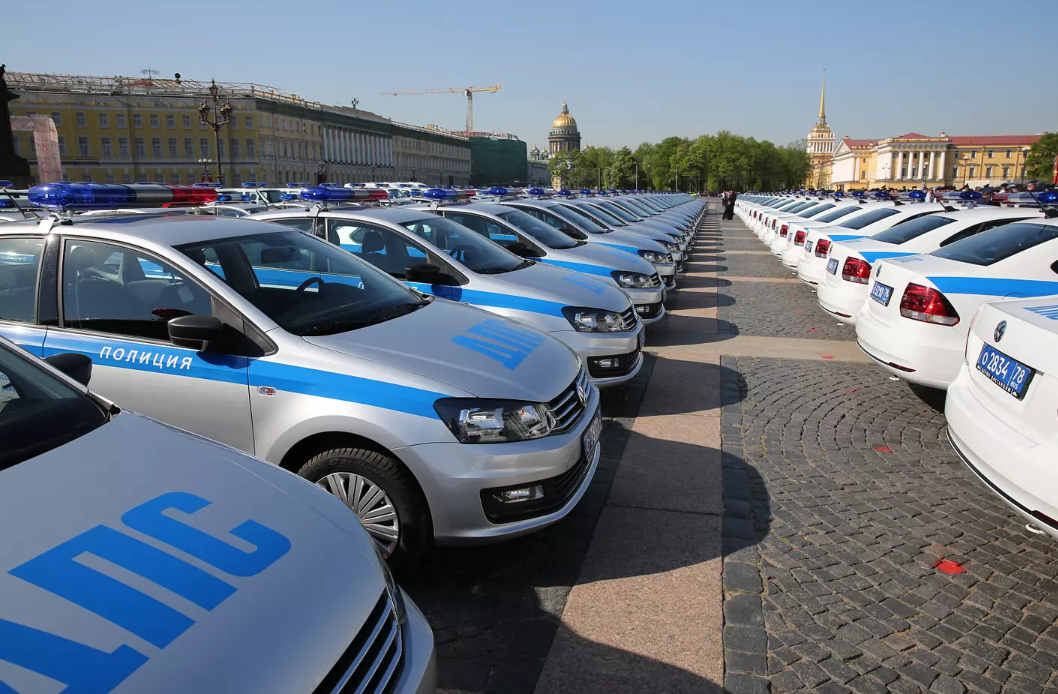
[771,219,777,229]
[814,239,831,257]
[899,283,960,326]
[779,224,788,238]
[840,257,872,284]
[794,230,806,245]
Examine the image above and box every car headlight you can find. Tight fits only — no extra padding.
[373,544,408,626]
[663,241,679,252]
[611,271,654,288]
[433,398,553,443]
[562,307,627,332]
[638,250,668,264]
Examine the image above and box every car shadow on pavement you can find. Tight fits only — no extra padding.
[647,316,740,348]
[402,357,772,694]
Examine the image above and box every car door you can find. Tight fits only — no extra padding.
[0,235,53,356]
[41,237,255,452]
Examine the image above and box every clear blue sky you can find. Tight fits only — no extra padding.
[5,0,1055,149]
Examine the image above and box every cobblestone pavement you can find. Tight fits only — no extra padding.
[402,345,657,693]
[718,271,856,341]
[717,211,1058,694]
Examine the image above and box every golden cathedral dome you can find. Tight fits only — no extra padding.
[552,102,577,129]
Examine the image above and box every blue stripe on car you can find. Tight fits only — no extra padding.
[859,251,915,263]
[405,282,568,317]
[927,277,1058,297]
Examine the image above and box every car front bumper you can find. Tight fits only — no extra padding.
[396,594,438,694]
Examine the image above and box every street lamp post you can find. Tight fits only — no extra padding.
[198,79,233,186]
[198,158,214,183]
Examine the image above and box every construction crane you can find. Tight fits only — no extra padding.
[380,85,501,134]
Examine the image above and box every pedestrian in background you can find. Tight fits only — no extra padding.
[723,190,737,220]
[925,187,936,203]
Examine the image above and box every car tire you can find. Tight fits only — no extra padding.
[298,447,431,572]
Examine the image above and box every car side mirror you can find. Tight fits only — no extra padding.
[405,263,460,286]
[168,315,224,352]
[44,353,92,387]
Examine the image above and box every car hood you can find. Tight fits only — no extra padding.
[305,298,580,401]
[561,242,657,274]
[590,229,668,253]
[0,411,387,694]
[627,221,682,239]
[481,261,632,313]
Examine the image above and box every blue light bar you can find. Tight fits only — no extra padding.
[28,182,218,210]
[0,180,12,188]
[286,182,310,188]
[907,190,926,200]
[193,182,222,188]
[1004,191,1058,205]
[487,186,508,196]
[216,194,232,202]
[579,189,592,195]
[527,187,546,196]
[609,190,618,195]
[557,190,574,197]
[0,199,13,208]
[422,188,459,199]
[242,181,263,188]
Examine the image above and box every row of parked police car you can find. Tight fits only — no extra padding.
[735,189,1058,544]
[0,178,704,694]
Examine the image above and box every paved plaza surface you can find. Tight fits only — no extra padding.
[404,200,1058,694]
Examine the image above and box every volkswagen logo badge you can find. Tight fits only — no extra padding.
[994,320,1007,343]
[576,381,588,406]
[876,264,882,278]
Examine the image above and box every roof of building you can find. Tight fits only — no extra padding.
[841,137,879,148]
[893,132,931,139]
[946,134,1044,146]
[552,102,577,130]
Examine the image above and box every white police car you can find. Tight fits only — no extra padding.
[818,206,1043,323]
[946,295,1058,539]
[0,331,435,694]
[253,191,646,385]
[5,182,606,569]
[857,214,1058,388]
[553,196,687,265]
[778,199,877,269]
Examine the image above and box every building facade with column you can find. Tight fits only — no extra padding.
[829,132,1044,191]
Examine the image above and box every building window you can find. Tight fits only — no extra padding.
[116,113,126,128]
[28,135,34,154]
[183,115,191,128]
[57,136,65,157]
[133,114,143,128]
[99,113,109,128]
[969,150,976,159]
[149,114,160,129]
[244,116,253,131]
[987,150,994,159]
[75,112,86,127]
[1003,166,1010,178]
[118,137,130,158]
[78,137,90,157]
[230,139,240,158]
[135,138,146,158]
[151,138,162,158]
[1005,150,1012,159]
[101,137,112,158]
[50,111,62,126]
[986,165,993,177]
[105,172,115,184]
[246,138,255,157]
[82,172,92,183]
[218,140,225,158]
[168,138,178,158]
[200,139,210,158]
[860,171,867,180]
[952,165,958,178]
[969,165,977,178]
[166,115,176,129]
[184,138,194,158]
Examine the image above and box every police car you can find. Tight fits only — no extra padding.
[856,213,1058,389]
[797,200,944,286]
[764,199,853,255]
[0,332,435,694]
[817,206,1043,323]
[601,195,695,243]
[778,199,876,269]
[253,190,646,385]
[558,197,687,263]
[426,200,667,323]
[499,196,679,290]
[4,182,605,569]
[945,295,1058,539]
[760,199,833,247]
[753,198,811,236]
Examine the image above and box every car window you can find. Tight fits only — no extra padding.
[595,200,639,223]
[497,209,581,248]
[326,219,430,277]
[62,240,214,342]
[399,216,525,274]
[871,216,956,245]
[0,238,45,324]
[442,212,520,249]
[546,204,608,233]
[799,203,836,219]
[577,203,625,227]
[836,208,900,230]
[814,207,860,224]
[931,222,1058,266]
[938,218,1030,248]
[265,217,315,233]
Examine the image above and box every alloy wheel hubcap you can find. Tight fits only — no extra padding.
[317,472,400,556]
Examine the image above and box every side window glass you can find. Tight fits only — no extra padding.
[0,238,46,324]
[485,219,518,246]
[62,240,213,341]
[326,221,428,279]
[939,224,981,247]
[266,218,315,233]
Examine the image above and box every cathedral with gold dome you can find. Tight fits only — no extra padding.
[806,72,835,189]
[548,102,581,155]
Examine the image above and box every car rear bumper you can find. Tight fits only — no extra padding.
[817,278,868,325]
[855,310,962,388]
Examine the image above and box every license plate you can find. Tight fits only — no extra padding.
[827,258,839,275]
[870,281,893,306]
[976,344,1035,400]
[582,406,603,458]
[804,240,813,253]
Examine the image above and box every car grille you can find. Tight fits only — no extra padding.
[647,272,662,288]
[548,367,589,435]
[619,306,638,331]
[312,592,404,694]
[587,346,641,378]
[636,301,664,319]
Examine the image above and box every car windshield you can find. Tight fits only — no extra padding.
[871,215,956,245]
[931,222,1058,266]
[620,199,655,216]
[782,202,816,214]
[595,200,640,223]
[836,208,900,230]
[799,203,836,219]
[578,203,626,227]
[399,215,528,274]
[0,339,108,468]
[497,210,580,249]
[814,206,860,223]
[546,204,610,233]
[176,229,428,336]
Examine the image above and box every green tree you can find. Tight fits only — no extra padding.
[608,147,636,189]
[1025,133,1058,181]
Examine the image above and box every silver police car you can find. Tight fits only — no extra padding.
[3,190,602,568]
[0,333,435,693]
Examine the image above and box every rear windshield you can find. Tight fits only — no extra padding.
[548,204,609,233]
[782,202,815,214]
[814,207,860,224]
[871,216,956,245]
[837,208,900,230]
[931,222,1058,266]
[800,203,836,219]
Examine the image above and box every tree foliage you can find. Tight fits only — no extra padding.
[1025,133,1058,181]
[549,131,811,192]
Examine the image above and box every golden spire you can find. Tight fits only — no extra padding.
[817,69,826,124]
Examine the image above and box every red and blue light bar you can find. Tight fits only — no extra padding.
[28,183,218,210]
[300,187,388,202]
